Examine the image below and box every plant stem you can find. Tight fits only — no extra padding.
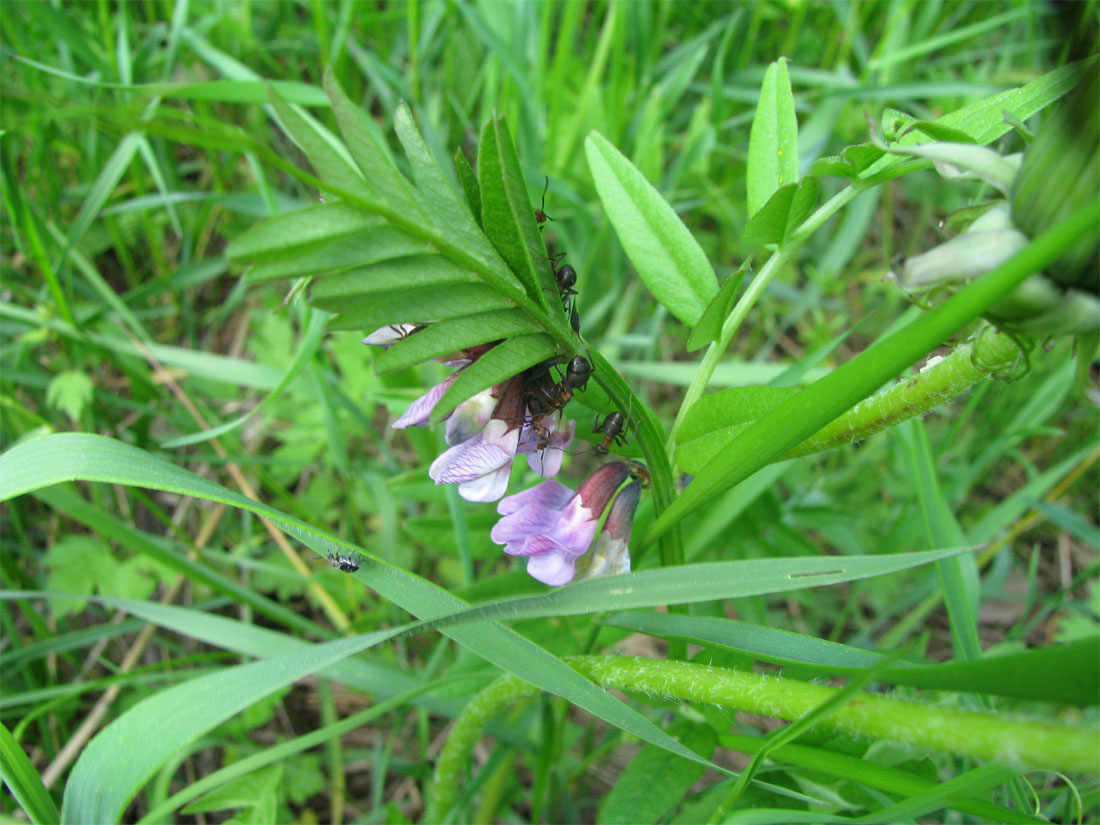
[783,324,1024,459]
[666,183,860,457]
[424,655,1097,822]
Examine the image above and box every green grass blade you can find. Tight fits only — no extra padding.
[161,309,328,448]
[59,630,402,824]
[602,613,1099,705]
[0,434,727,783]
[0,723,60,825]
[645,197,1100,545]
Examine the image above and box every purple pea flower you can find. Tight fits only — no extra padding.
[491,462,632,585]
[428,375,526,502]
[517,414,576,478]
[390,360,471,429]
[573,481,640,580]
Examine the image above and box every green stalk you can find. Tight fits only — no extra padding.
[783,324,1024,459]
[666,183,859,457]
[424,655,1097,822]
[647,196,1100,546]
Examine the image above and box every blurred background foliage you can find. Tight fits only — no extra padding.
[1,1,1097,822]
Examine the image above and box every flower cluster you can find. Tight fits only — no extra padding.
[365,326,643,586]
[491,462,641,585]
[363,332,576,503]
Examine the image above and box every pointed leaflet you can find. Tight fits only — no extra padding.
[455,148,482,228]
[226,203,382,264]
[310,255,480,304]
[243,228,432,283]
[746,58,799,217]
[394,103,506,277]
[323,284,513,331]
[478,116,555,310]
[431,333,560,423]
[266,88,378,207]
[322,69,426,222]
[742,177,818,247]
[585,131,717,326]
[375,310,539,374]
[686,258,750,352]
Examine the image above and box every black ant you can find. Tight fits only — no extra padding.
[318,551,365,573]
[548,253,578,303]
[524,355,592,446]
[548,253,580,333]
[594,410,632,455]
[534,176,553,227]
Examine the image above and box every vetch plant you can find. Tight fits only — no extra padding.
[2,8,1099,825]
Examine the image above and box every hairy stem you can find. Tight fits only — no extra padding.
[424,655,1096,821]
[784,324,1025,458]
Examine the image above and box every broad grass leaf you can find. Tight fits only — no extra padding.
[686,259,750,352]
[0,435,726,791]
[676,386,799,475]
[742,177,818,247]
[598,720,715,825]
[32,487,316,636]
[585,131,717,326]
[60,629,400,824]
[603,613,1099,705]
[645,199,1099,545]
[0,723,60,825]
[746,58,799,217]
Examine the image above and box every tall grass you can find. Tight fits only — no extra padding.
[1,3,1097,824]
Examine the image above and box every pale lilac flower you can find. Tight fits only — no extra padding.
[429,419,520,502]
[391,361,471,429]
[445,388,496,445]
[574,482,640,580]
[517,415,576,478]
[427,375,527,502]
[361,324,420,349]
[491,462,631,585]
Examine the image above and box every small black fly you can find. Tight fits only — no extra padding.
[322,551,365,573]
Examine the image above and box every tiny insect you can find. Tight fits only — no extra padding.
[534,176,554,227]
[322,551,365,573]
[627,460,651,488]
[593,410,628,455]
[548,253,578,304]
